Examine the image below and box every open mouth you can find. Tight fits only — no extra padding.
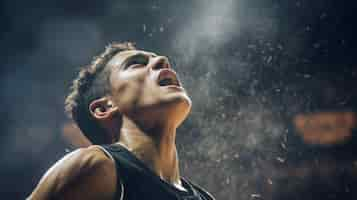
[157,69,181,87]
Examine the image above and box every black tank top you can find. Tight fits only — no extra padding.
[100,144,215,200]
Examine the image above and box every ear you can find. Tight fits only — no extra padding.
[89,97,119,121]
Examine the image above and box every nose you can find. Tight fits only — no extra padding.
[148,56,171,70]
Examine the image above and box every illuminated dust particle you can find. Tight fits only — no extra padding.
[266,55,272,64]
[313,43,320,49]
[303,74,311,78]
[222,153,228,160]
[251,194,262,199]
[267,178,273,185]
[280,142,287,150]
[276,157,285,163]
[320,13,327,19]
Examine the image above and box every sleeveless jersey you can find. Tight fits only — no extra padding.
[99,144,215,200]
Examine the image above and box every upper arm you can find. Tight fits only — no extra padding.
[27,146,117,200]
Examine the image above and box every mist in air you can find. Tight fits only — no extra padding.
[1,0,357,199]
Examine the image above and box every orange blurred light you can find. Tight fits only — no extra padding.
[293,112,357,145]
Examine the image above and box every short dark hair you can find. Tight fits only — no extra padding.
[65,42,136,144]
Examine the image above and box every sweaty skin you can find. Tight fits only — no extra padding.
[28,50,192,200]
[28,146,116,200]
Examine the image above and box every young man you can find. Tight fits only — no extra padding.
[28,42,215,200]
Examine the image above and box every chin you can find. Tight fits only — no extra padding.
[162,91,191,109]
[137,90,192,126]
[162,93,192,126]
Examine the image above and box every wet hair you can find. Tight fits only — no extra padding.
[65,42,136,144]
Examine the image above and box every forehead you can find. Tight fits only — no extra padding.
[107,50,158,67]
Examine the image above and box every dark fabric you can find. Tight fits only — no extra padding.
[101,144,215,200]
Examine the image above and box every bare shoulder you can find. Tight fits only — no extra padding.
[66,145,115,171]
[28,146,117,200]
[47,145,116,185]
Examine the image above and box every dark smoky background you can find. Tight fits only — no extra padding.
[1,0,357,199]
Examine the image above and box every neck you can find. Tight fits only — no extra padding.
[117,115,181,185]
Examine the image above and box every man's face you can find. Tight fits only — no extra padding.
[107,50,192,127]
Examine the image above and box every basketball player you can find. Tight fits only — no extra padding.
[27,42,215,200]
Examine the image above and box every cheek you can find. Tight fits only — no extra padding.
[110,72,150,110]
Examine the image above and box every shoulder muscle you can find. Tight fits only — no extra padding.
[28,146,117,200]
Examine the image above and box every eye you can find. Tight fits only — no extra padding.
[125,55,148,69]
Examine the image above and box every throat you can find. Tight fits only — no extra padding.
[119,116,181,184]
